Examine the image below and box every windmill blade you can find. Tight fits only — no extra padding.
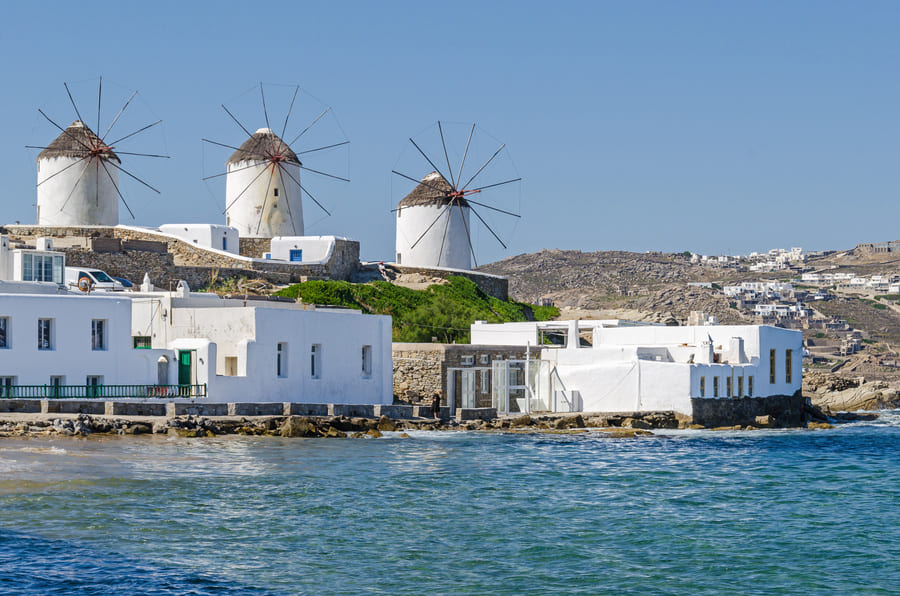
[469,205,507,249]
[277,162,332,216]
[254,165,276,235]
[38,109,92,152]
[107,160,161,194]
[299,165,349,183]
[101,90,137,141]
[409,137,453,190]
[202,160,263,181]
[114,151,170,158]
[201,138,262,157]
[107,120,162,146]
[281,85,299,139]
[297,140,349,155]
[34,155,89,187]
[460,143,505,191]
[100,159,136,220]
[410,204,451,250]
[455,200,478,267]
[437,198,454,266]
[288,107,331,146]
[63,82,86,126]
[468,177,522,193]
[57,159,92,213]
[456,123,475,187]
[438,121,456,188]
[222,104,253,138]
[259,83,271,131]
[222,162,272,213]
[391,170,448,194]
[96,76,102,135]
[465,198,521,218]
[276,164,299,235]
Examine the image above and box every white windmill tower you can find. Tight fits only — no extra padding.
[36,120,120,226]
[30,78,168,226]
[392,122,521,270]
[206,83,350,239]
[395,172,472,269]
[224,128,304,237]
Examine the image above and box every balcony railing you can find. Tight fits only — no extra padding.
[0,384,207,399]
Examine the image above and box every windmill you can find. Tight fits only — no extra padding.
[28,77,168,226]
[392,122,521,270]
[202,83,350,239]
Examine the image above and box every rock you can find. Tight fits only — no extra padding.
[622,417,652,429]
[509,415,532,427]
[755,415,776,428]
[807,422,835,430]
[366,428,383,438]
[324,427,347,438]
[280,416,316,438]
[376,415,397,432]
[397,432,411,438]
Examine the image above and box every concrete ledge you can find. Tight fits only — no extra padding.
[0,399,42,413]
[283,403,329,416]
[373,404,415,419]
[166,402,229,417]
[413,405,451,419]
[41,400,106,415]
[228,402,284,416]
[330,404,375,417]
[456,408,497,421]
[105,402,167,416]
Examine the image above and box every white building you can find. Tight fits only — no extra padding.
[0,245,392,404]
[395,172,471,270]
[0,236,65,285]
[36,121,120,226]
[225,128,304,238]
[268,236,347,264]
[158,224,239,254]
[471,320,802,417]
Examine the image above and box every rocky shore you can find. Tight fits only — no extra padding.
[804,372,900,413]
[0,406,861,439]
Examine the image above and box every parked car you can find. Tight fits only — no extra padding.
[112,276,134,289]
[65,267,125,292]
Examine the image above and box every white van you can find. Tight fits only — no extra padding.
[65,267,125,292]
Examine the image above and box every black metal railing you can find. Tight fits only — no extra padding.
[0,384,207,399]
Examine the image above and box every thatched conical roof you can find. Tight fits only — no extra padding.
[398,171,467,207]
[227,128,300,165]
[37,120,120,163]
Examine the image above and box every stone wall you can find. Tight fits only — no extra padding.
[392,264,508,300]
[239,237,272,258]
[690,393,806,427]
[3,225,360,286]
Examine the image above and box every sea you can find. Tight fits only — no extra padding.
[1,413,898,595]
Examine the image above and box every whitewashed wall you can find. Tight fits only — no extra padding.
[395,203,471,270]
[37,157,119,226]
[225,160,303,238]
[269,236,337,263]
[158,224,240,254]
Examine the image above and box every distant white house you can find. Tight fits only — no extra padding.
[268,236,348,264]
[471,320,802,417]
[158,224,239,254]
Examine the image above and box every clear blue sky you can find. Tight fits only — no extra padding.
[2,1,899,262]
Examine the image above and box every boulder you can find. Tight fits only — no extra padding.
[376,415,397,432]
[755,415,776,428]
[510,415,532,427]
[280,416,317,438]
[366,428,383,438]
[807,421,834,430]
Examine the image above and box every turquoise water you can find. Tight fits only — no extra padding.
[1,414,899,595]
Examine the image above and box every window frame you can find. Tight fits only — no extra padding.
[769,349,777,384]
[785,349,793,384]
[310,344,321,379]
[91,319,107,351]
[0,317,9,349]
[38,318,53,351]
[361,345,372,378]
[277,342,288,378]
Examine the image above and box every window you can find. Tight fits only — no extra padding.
[361,345,372,377]
[91,319,106,351]
[481,369,489,393]
[700,376,706,397]
[737,376,744,398]
[222,237,227,251]
[460,355,474,366]
[785,349,793,384]
[727,377,733,398]
[396,253,402,264]
[479,354,490,365]
[289,249,303,262]
[769,349,777,384]
[133,336,152,349]
[22,253,64,283]
[0,377,16,398]
[713,377,719,398]
[273,188,279,197]
[86,375,103,398]
[0,317,8,348]
[277,342,288,378]
[310,344,321,378]
[38,318,53,350]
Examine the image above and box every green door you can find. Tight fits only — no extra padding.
[178,350,193,386]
